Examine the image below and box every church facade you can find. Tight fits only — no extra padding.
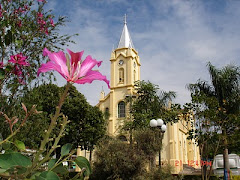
[97,18,200,174]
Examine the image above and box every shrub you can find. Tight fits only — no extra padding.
[89,137,147,180]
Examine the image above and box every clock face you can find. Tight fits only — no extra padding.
[119,60,124,65]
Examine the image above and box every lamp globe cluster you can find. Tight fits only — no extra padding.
[150,119,167,132]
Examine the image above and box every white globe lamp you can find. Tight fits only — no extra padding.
[150,119,157,127]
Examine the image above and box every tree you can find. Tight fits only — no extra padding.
[122,80,178,142]
[0,0,76,120]
[134,128,160,169]
[80,106,107,161]
[129,80,177,129]
[0,0,76,142]
[15,84,106,153]
[183,102,221,180]
[188,62,240,180]
[61,87,106,158]
[14,83,62,148]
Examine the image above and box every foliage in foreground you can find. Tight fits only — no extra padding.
[0,0,110,178]
[0,83,92,179]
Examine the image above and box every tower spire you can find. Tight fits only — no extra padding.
[117,14,134,49]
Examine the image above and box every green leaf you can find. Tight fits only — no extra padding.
[0,152,31,169]
[30,172,41,179]
[60,143,72,157]
[52,163,68,175]
[2,142,11,151]
[16,166,27,175]
[48,159,56,170]
[48,159,68,175]
[14,140,26,151]
[74,156,92,176]
[0,69,5,80]
[5,65,13,72]
[0,168,7,173]
[36,171,60,180]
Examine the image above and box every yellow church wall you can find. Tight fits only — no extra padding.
[158,119,200,173]
[111,87,132,134]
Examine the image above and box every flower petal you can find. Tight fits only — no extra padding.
[42,48,69,79]
[67,48,84,74]
[37,61,67,80]
[75,70,110,88]
[43,47,51,56]
[79,55,102,77]
[67,49,84,65]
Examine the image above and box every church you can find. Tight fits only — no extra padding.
[97,17,200,174]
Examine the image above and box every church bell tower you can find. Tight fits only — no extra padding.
[98,15,141,135]
[110,15,140,89]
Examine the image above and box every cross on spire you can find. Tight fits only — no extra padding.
[124,14,127,24]
[117,14,134,49]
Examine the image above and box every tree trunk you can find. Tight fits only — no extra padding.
[89,149,92,162]
[129,127,133,146]
[223,129,230,180]
[203,165,207,180]
[149,156,156,170]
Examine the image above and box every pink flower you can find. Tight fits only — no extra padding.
[37,48,110,88]
[37,12,43,18]
[9,53,29,66]
[0,62,3,68]
[17,20,22,27]
[0,5,3,17]
[13,65,23,76]
[49,18,54,27]
[12,65,26,84]
[45,28,48,35]
[24,5,29,10]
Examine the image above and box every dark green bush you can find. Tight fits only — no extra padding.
[89,137,146,180]
[144,166,178,180]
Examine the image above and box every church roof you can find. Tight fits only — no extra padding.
[117,15,135,49]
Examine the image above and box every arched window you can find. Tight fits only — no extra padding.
[133,70,136,82]
[118,101,125,118]
[119,68,124,83]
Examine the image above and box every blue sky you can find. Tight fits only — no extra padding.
[45,0,240,105]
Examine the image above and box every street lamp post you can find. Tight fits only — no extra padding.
[150,119,167,169]
[125,94,136,145]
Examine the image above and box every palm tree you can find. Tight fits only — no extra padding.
[188,62,240,180]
